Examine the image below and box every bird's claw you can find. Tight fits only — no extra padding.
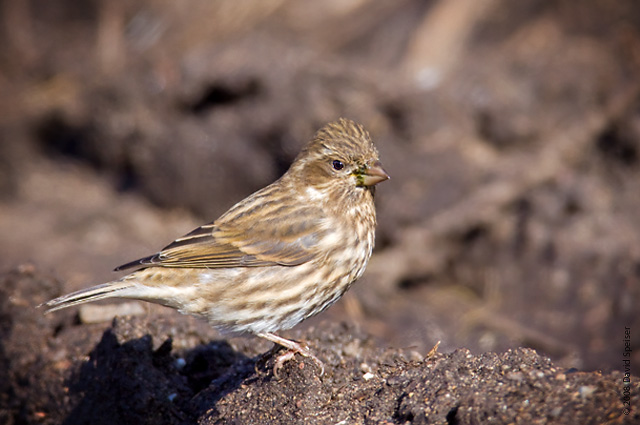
[272,346,324,379]
[256,332,324,378]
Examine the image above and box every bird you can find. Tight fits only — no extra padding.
[42,118,389,375]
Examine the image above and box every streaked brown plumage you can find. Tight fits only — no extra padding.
[43,118,389,374]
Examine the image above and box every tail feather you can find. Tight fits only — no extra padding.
[41,281,135,314]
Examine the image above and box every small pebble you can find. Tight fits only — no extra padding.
[174,357,186,370]
[579,385,596,399]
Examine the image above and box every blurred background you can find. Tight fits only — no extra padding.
[1,0,639,373]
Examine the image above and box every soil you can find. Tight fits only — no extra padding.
[1,0,640,423]
[2,268,637,424]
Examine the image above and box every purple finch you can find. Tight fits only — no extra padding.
[43,118,389,374]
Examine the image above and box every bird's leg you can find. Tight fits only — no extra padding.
[257,332,324,377]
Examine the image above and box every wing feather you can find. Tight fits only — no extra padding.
[115,191,327,271]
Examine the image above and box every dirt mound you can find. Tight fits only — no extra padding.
[1,267,636,424]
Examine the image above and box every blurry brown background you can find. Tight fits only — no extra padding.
[1,0,639,373]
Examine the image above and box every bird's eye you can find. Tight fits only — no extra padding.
[332,160,344,171]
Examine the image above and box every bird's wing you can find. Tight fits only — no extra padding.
[115,202,327,271]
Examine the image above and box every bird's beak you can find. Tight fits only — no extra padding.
[361,161,390,186]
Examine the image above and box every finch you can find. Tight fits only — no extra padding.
[43,118,389,374]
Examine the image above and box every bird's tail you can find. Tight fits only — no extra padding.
[41,281,135,314]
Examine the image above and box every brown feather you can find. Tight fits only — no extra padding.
[115,194,328,270]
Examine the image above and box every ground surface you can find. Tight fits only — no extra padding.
[2,268,637,424]
[1,0,640,423]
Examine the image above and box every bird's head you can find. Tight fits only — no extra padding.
[288,118,389,197]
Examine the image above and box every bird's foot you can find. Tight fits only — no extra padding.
[257,332,324,378]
